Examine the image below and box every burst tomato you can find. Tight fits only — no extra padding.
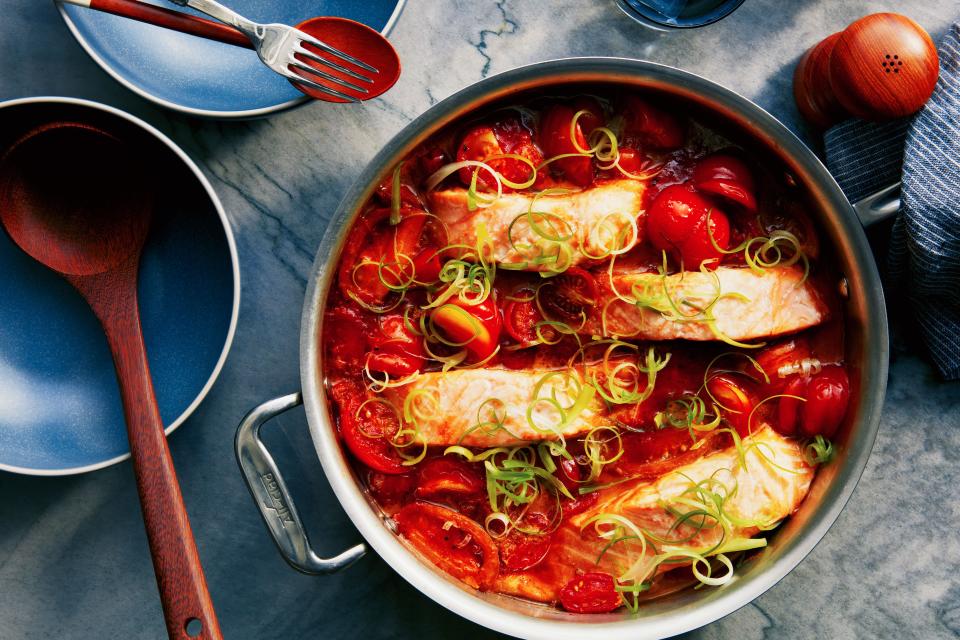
[622,96,685,149]
[415,457,485,500]
[456,117,542,190]
[394,502,499,590]
[366,313,424,378]
[539,104,594,187]
[558,572,621,613]
[692,153,757,211]
[329,379,407,474]
[325,306,369,373]
[646,184,730,269]
[367,471,415,508]
[498,513,552,573]
[337,207,426,305]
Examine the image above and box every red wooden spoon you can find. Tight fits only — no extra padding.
[0,122,222,640]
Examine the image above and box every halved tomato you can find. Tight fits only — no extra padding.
[558,572,621,613]
[538,267,599,322]
[329,380,408,474]
[504,290,544,345]
[394,502,500,590]
[430,295,502,363]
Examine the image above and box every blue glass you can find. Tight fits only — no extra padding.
[617,0,747,29]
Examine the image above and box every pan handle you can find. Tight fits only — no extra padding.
[235,392,366,574]
[852,182,901,227]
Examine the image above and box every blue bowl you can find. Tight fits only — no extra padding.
[58,0,405,118]
[0,97,240,475]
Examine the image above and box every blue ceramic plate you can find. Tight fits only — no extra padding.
[57,0,405,118]
[0,97,240,475]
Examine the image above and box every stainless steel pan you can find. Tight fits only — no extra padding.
[235,58,889,640]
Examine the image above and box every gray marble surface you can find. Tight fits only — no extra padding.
[2,1,959,638]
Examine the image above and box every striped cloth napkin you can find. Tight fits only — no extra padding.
[824,21,960,380]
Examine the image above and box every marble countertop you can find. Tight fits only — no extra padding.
[2,1,959,638]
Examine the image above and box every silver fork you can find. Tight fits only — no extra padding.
[168,0,378,102]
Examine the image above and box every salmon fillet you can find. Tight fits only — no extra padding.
[495,425,813,602]
[585,265,827,342]
[382,368,608,447]
[427,180,645,270]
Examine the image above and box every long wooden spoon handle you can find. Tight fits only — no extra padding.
[73,259,223,640]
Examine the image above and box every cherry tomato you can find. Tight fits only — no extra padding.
[456,117,542,190]
[430,295,502,363]
[498,513,552,572]
[367,471,415,508]
[539,267,599,322]
[539,104,594,187]
[338,208,426,305]
[693,153,757,211]
[329,379,407,474]
[415,457,485,500]
[646,184,730,269]
[622,96,685,149]
[557,457,582,495]
[394,502,500,590]
[775,366,850,438]
[558,572,621,613]
[367,314,424,378]
[706,374,757,438]
[800,366,850,438]
[417,146,448,177]
[504,292,543,344]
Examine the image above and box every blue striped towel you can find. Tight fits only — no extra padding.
[824,21,960,380]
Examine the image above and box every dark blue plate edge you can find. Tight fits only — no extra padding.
[55,0,408,120]
[0,96,241,476]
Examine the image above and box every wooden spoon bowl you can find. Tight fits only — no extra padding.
[0,121,222,640]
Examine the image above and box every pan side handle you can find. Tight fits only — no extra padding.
[235,393,366,574]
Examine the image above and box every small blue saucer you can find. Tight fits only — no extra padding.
[0,97,240,475]
[57,0,405,118]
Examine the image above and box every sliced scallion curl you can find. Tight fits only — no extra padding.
[580,212,638,260]
[583,425,624,481]
[804,435,835,465]
[706,215,811,286]
[389,161,404,225]
[391,427,427,465]
[363,364,421,394]
[353,397,400,440]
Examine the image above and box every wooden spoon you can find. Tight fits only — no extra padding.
[0,122,222,640]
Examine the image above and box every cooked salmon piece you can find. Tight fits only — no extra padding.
[495,425,813,603]
[584,265,827,342]
[427,179,646,270]
[381,368,611,447]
